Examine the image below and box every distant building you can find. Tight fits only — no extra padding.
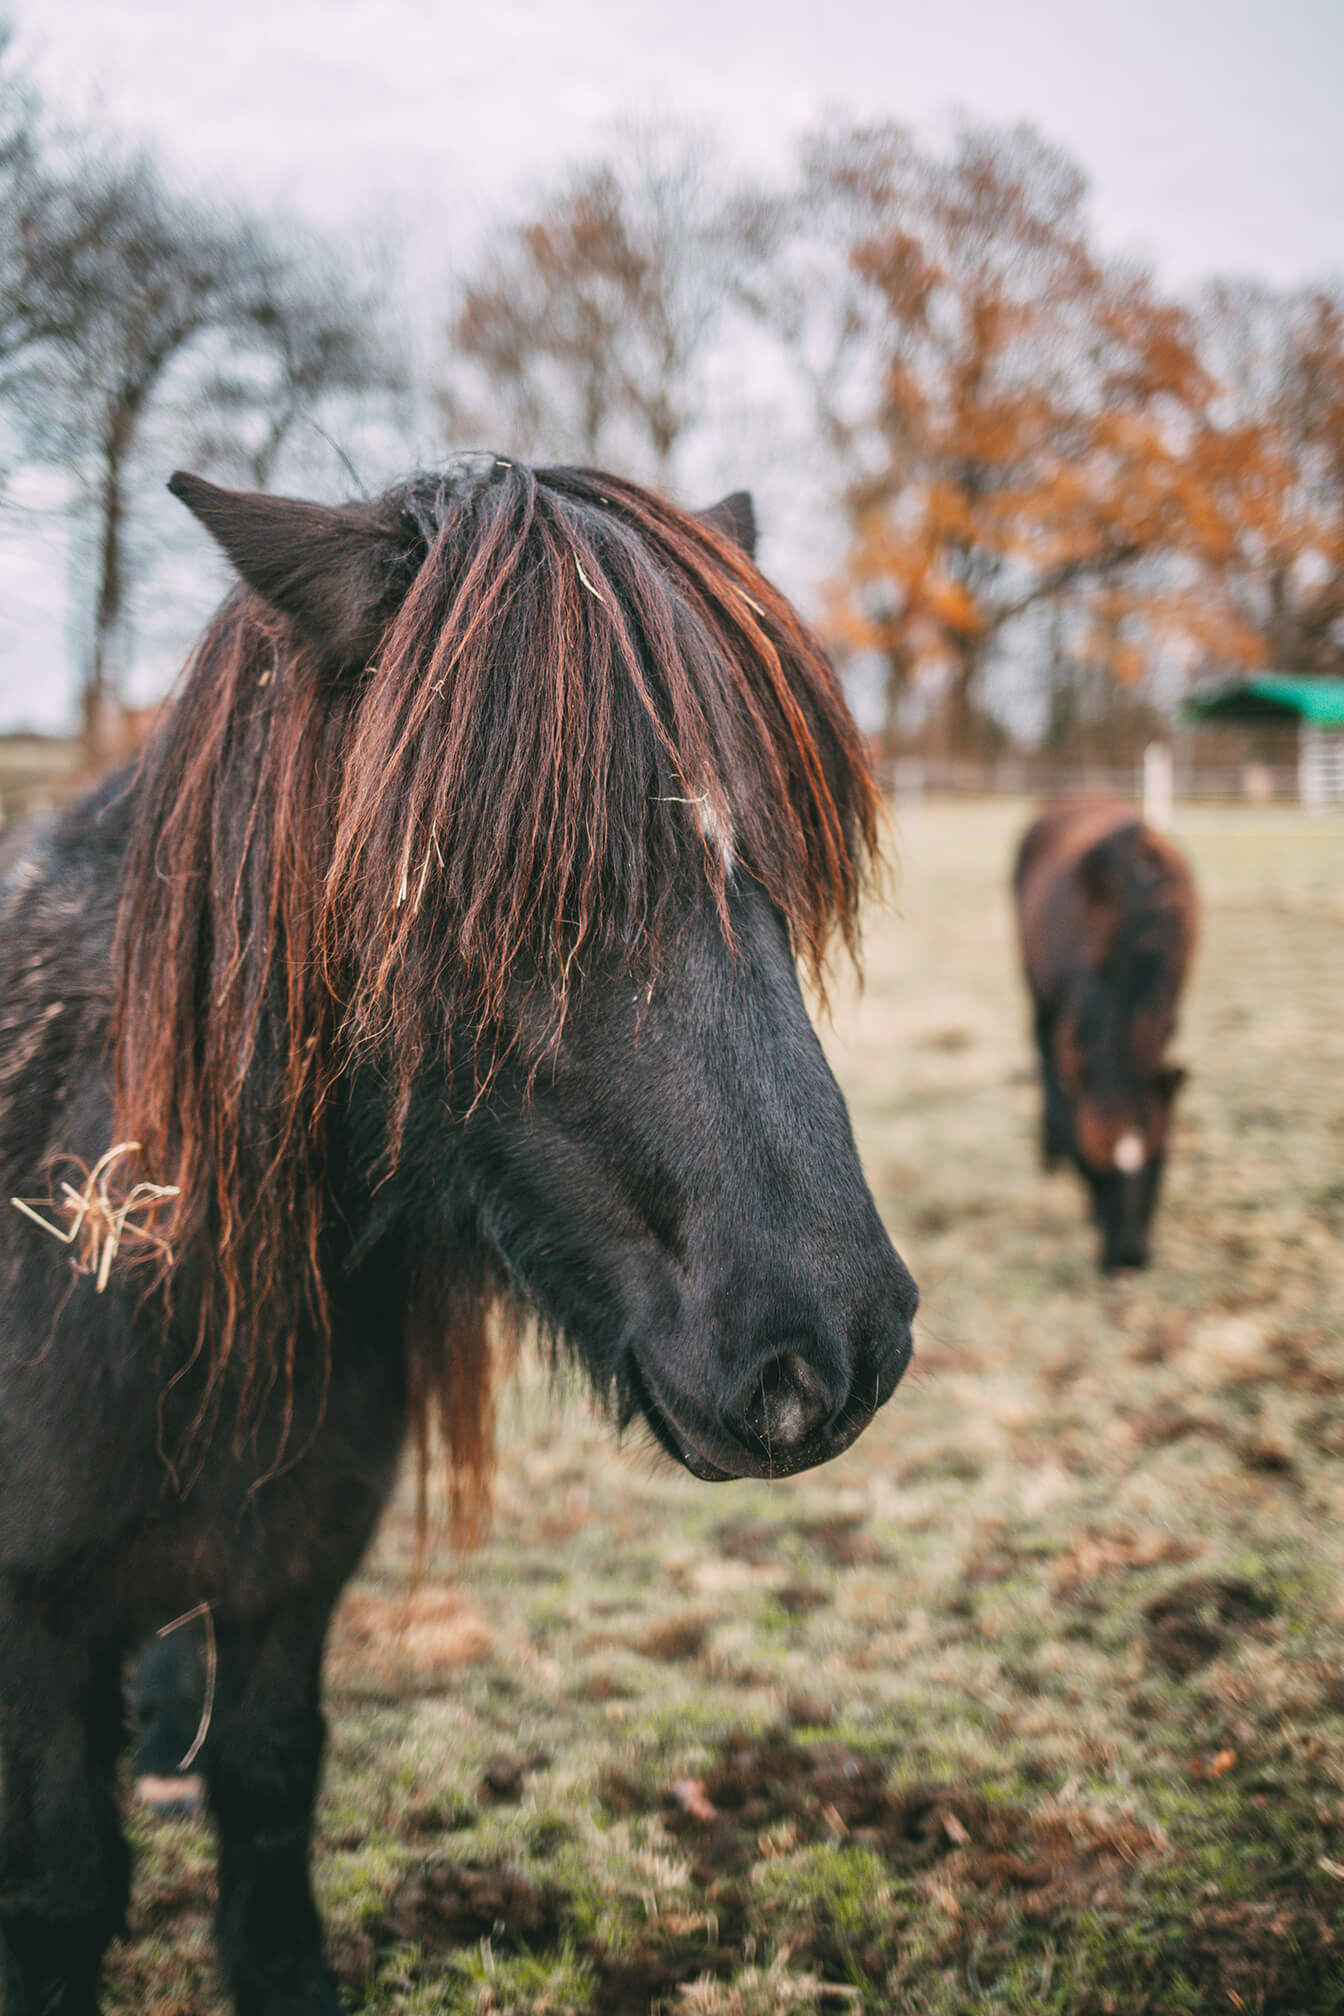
[1184,674,1344,809]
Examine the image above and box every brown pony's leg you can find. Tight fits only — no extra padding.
[203,1601,341,2016]
[0,1597,129,2016]
[1034,1006,1070,1170]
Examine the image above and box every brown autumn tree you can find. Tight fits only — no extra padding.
[1192,280,1344,677]
[443,127,758,488]
[795,121,1223,753]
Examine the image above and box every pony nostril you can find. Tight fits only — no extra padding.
[728,1352,834,1455]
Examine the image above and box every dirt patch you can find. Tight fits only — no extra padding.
[1051,1526,1203,1595]
[588,1899,748,2016]
[1305,1406,1344,1459]
[960,1526,1024,1588]
[648,1733,892,1876]
[794,1515,888,1567]
[129,1872,215,1941]
[712,1513,887,1571]
[1143,1576,1277,1676]
[373,1853,747,2014]
[1170,1897,1339,2015]
[783,1691,836,1729]
[912,1194,998,1239]
[403,1796,476,1838]
[1266,1331,1344,1395]
[775,1583,830,1616]
[1068,1893,1342,2016]
[329,1585,495,1691]
[624,1731,1161,1919]
[917,1025,976,1052]
[477,1749,551,1803]
[713,1518,783,1565]
[1122,1400,1225,1450]
[637,1613,712,1661]
[1128,1312,1190,1363]
[376,1860,566,1953]
[328,1927,376,1994]
[1236,1435,1298,1478]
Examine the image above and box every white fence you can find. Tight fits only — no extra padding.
[882,738,1343,812]
[1300,725,1344,810]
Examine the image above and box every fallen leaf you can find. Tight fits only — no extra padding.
[670,1777,717,1822]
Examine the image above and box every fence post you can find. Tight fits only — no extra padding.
[891,758,925,807]
[1142,742,1173,830]
[1295,721,1344,812]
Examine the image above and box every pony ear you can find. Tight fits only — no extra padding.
[698,490,757,559]
[167,471,415,670]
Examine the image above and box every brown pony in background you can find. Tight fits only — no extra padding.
[1013,799,1197,1271]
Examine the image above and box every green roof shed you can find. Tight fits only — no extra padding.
[1184,673,1344,807]
[1184,673,1344,729]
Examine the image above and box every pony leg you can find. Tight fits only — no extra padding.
[1035,1008,1070,1169]
[0,1598,129,2016]
[202,1604,340,2016]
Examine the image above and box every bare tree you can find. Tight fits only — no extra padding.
[13,157,260,757]
[735,121,922,488]
[0,28,99,452]
[443,126,758,488]
[191,225,406,490]
[10,148,402,761]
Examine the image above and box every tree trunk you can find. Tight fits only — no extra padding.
[580,369,605,463]
[880,644,912,758]
[940,635,982,756]
[81,407,134,771]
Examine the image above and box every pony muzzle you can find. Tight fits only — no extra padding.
[626,1316,914,1483]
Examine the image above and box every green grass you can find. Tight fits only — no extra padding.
[109,800,1344,2014]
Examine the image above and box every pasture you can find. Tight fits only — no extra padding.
[110,799,1344,2016]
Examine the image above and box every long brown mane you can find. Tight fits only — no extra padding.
[111,459,879,1518]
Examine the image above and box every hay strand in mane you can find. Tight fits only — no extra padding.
[12,1141,180,1291]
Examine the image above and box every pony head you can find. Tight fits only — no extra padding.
[122,458,917,1495]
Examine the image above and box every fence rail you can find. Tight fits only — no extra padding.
[876,754,1313,806]
[3,737,1340,829]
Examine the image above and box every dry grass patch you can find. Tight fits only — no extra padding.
[112,804,1344,2015]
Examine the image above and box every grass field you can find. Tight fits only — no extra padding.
[111,800,1344,2016]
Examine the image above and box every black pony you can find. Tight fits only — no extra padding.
[0,458,917,2015]
[1013,797,1197,1270]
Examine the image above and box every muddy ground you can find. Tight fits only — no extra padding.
[109,800,1344,2014]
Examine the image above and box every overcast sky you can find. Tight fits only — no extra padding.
[2,0,1342,731]
[17,0,1342,285]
